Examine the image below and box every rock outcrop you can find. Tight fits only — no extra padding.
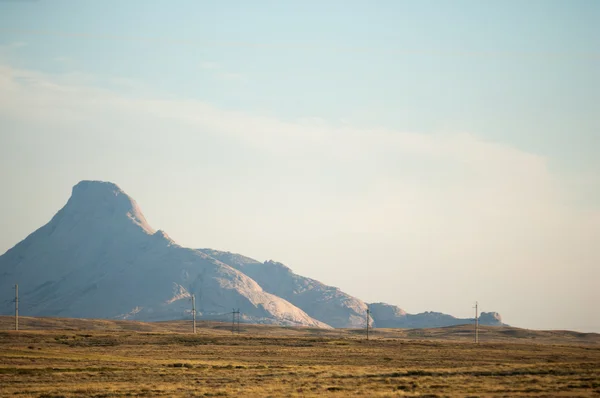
[368,303,505,328]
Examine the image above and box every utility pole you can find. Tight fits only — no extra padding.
[366,307,370,341]
[476,302,479,343]
[230,309,240,334]
[232,309,236,334]
[14,284,18,331]
[192,295,196,334]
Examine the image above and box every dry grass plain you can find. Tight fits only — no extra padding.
[0,316,599,397]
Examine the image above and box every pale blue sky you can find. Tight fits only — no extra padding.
[0,1,599,331]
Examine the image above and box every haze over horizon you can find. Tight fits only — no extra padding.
[1,1,598,332]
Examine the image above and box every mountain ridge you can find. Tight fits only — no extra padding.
[198,249,505,328]
[199,249,370,328]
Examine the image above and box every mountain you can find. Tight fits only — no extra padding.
[0,180,505,330]
[0,181,328,328]
[199,249,370,328]
[368,302,504,328]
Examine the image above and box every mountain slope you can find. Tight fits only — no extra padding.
[0,181,329,328]
[199,249,370,328]
[199,250,507,329]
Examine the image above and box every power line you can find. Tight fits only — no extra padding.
[366,306,370,341]
[17,300,45,307]
[191,295,196,334]
[14,284,18,331]
[476,302,479,344]
[231,309,241,334]
[231,309,236,334]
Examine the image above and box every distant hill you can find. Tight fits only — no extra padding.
[369,302,503,328]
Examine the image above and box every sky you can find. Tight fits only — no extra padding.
[0,0,599,332]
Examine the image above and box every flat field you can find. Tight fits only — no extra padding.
[0,317,598,397]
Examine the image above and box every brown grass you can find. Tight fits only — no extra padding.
[0,316,598,397]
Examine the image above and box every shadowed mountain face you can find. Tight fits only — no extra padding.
[0,180,505,329]
[0,181,328,328]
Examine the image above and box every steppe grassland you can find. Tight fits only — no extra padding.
[0,319,599,397]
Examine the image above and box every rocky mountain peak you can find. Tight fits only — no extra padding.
[61,180,154,235]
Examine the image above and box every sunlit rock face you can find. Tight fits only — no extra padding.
[479,312,503,325]
[199,250,370,328]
